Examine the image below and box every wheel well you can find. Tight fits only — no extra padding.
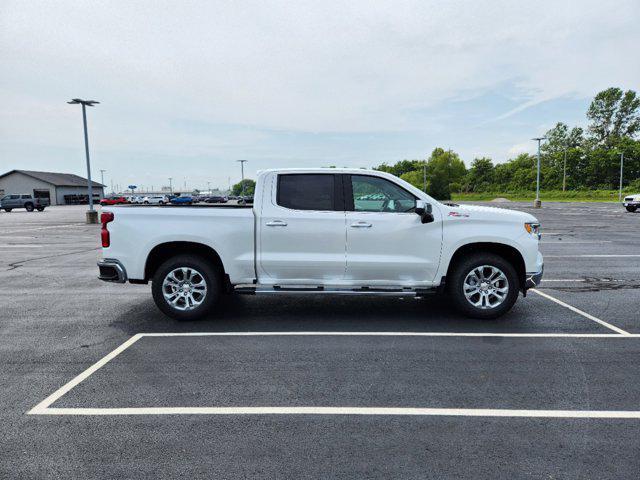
[144,242,225,282]
[446,242,526,289]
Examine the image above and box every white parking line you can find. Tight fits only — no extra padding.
[28,331,640,417]
[531,289,630,335]
[33,406,640,418]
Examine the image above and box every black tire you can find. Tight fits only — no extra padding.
[36,207,45,211]
[626,206,637,213]
[25,203,34,212]
[151,254,221,320]
[446,253,519,319]
[4,208,11,212]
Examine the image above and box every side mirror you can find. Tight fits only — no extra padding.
[415,200,434,224]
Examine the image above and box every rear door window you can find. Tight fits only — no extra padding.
[277,174,340,211]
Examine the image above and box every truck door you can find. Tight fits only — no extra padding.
[257,173,346,284]
[344,174,442,285]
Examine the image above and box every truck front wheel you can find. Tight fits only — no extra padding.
[626,206,637,212]
[447,253,519,319]
[25,203,34,212]
[151,254,221,320]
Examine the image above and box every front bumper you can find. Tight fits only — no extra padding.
[97,259,127,283]
[525,265,543,289]
[623,201,640,207]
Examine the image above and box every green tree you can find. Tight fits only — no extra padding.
[464,157,495,192]
[425,148,467,200]
[375,159,424,177]
[232,179,256,196]
[587,88,640,146]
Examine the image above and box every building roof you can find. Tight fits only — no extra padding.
[0,170,105,187]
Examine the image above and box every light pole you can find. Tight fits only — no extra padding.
[68,98,100,223]
[562,148,567,192]
[618,152,624,202]
[168,177,173,193]
[423,162,427,193]
[237,160,248,197]
[99,169,106,200]
[532,137,546,208]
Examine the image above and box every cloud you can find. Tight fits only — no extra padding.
[1,0,639,184]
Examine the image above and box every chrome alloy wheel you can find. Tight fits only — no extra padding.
[463,265,509,310]
[162,267,207,311]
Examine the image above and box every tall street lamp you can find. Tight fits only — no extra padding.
[237,159,248,197]
[618,151,624,202]
[168,177,173,193]
[100,169,106,199]
[532,137,546,208]
[68,98,100,223]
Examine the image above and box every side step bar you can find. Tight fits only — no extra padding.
[234,285,434,297]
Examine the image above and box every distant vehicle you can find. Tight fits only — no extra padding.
[169,195,193,205]
[623,194,640,212]
[100,196,128,206]
[205,195,228,203]
[98,168,543,321]
[131,195,145,204]
[143,195,168,205]
[238,195,254,204]
[0,194,49,212]
[227,195,238,200]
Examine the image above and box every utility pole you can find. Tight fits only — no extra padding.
[562,148,567,192]
[423,162,427,193]
[68,98,100,223]
[237,160,248,197]
[99,169,106,200]
[619,152,624,202]
[532,137,546,208]
[168,177,173,193]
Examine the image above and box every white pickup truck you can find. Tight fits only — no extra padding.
[98,168,543,320]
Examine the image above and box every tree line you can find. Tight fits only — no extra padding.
[375,88,640,200]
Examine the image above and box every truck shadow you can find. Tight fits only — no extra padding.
[109,293,525,336]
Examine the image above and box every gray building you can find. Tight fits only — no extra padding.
[0,170,105,206]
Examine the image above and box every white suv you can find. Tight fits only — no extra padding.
[623,194,640,212]
[142,195,168,205]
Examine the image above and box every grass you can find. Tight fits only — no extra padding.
[450,190,628,202]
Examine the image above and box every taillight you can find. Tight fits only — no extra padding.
[101,212,114,247]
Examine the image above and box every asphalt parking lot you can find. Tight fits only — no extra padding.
[1,202,639,479]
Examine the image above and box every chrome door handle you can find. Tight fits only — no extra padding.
[350,222,372,228]
[266,220,287,226]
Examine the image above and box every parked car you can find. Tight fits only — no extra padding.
[100,196,128,206]
[205,195,228,203]
[98,168,543,321]
[0,194,49,212]
[623,194,640,212]
[169,195,193,205]
[143,195,169,205]
[238,195,254,204]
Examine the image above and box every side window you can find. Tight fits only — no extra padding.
[351,175,416,213]
[21,195,31,199]
[10,195,20,199]
[277,174,336,211]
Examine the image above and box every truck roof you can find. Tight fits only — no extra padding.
[257,167,381,175]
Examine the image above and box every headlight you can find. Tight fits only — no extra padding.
[524,222,541,239]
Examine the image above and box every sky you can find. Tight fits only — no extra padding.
[1,0,639,192]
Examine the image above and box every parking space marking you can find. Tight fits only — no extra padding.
[32,406,640,418]
[28,333,143,415]
[531,289,630,335]
[28,331,640,417]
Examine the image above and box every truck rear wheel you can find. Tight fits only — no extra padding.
[151,254,221,320]
[447,253,519,319]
